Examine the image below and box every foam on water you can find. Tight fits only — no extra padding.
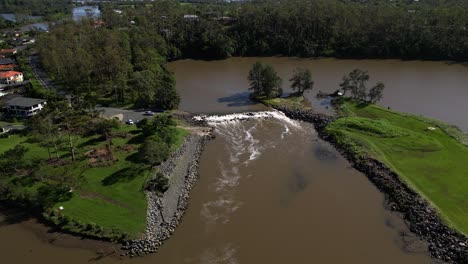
[195,110,302,129]
[199,111,305,226]
[200,244,239,264]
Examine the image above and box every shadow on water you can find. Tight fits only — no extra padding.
[0,203,33,227]
[288,172,309,193]
[280,171,311,206]
[445,61,468,67]
[217,92,258,107]
[312,143,338,162]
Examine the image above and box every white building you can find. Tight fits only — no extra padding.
[0,71,24,85]
[6,97,47,117]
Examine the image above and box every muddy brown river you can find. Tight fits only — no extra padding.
[170,57,468,132]
[2,57,466,263]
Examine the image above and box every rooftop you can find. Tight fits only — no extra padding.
[6,97,46,107]
[0,58,15,65]
[0,71,22,79]
[0,64,17,70]
[0,49,17,54]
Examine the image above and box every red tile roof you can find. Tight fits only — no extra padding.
[0,49,17,55]
[0,71,22,79]
[0,64,17,71]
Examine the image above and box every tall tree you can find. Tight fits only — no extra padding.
[368,82,385,103]
[248,62,282,99]
[248,62,264,96]
[289,67,314,94]
[341,69,369,100]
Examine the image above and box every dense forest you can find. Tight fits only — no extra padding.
[37,19,180,109]
[0,0,72,16]
[173,0,468,60]
[36,0,468,107]
[92,0,468,61]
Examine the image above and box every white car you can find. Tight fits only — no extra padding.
[126,119,135,125]
[144,111,155,116]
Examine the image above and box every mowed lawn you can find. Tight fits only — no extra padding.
[0,125,150,237]
[327,102,468,235]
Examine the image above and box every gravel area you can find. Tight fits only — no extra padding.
[122,130,213,257]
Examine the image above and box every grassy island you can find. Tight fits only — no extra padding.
[327,100,468,235]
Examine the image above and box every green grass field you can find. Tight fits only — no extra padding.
[0,123,188,239]
[262,94,311,109]
[327,101,468,235]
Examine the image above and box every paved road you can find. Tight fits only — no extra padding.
[29,54,63,93]
[97,107,152,124]
[28,55,156,124]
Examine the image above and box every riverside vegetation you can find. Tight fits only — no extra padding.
[0,102,188,241]
[1,0,467,258]
[247,62,468,262]
[250,62,468,236]
[327,99,468,235]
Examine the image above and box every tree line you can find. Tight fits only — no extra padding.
[0,0,71,16]
[36,0,467,108]
[37,19,180,110]
[248,62,384,103]
[103,0,468,61]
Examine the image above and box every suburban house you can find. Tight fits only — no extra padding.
[0,71,23,85]
[0,58,15,65]
[0,49,17,57]
[0,64,17,71]
[5,97,47,117]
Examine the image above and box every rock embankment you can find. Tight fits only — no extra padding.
[122,131,212,257]
[271,104,468,264]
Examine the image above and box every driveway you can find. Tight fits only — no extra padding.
[97,107,151,123]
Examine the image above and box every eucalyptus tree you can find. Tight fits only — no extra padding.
[290,67,314,95]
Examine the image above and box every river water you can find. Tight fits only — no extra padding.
[3,57,466,263]
[170,57,468,131]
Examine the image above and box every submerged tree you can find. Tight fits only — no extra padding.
[368,82,385,103]
[248,62,282,99]
[340,69,369,100]
[289,67,314,95]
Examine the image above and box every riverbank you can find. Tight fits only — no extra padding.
[262,95,468,263]
[123,124,214,257]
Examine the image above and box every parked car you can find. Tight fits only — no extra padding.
[126,119,134,125]
[144,110,155,116]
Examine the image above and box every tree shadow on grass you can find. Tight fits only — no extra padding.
[127,134,145,145]
[77,136,104,148]
[125,152,142,164]
[129,130,140,135]
[218,92,257,107]
[355,100,371,109]
[101,166,146,186]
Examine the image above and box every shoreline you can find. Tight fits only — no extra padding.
[267,102,467,263]
[123,123,214,257]
[0,114,214,259]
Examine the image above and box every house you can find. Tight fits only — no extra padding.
[0,63,17,71]
[0,71,23,85]
[0,64,17,71]
[5,97,47,117]
[0,58,15,65]
[0,49,17,57]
